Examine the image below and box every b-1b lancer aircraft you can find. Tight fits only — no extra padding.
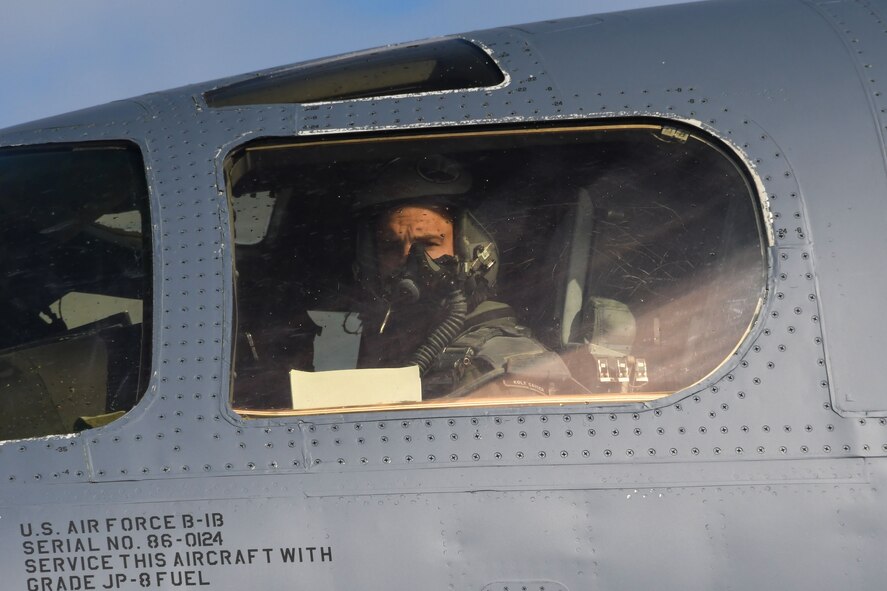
[3,0,887,589]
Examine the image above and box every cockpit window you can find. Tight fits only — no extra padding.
[0,143,152,440]
[204,39,505,107]
[227,123,766,415]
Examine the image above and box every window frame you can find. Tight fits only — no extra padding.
[0,140,155,441]
[224,120,770,419]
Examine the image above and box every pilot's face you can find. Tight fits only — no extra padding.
[375,205,454,277]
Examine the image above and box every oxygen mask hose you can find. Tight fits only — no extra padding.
[410,287,467,376]
[379,243,467,372]
[380,242,449,334]
[378,277,420,334]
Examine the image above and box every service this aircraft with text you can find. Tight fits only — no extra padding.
[2,0,887,589]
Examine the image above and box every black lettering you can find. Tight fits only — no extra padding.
[21,523,33,537]
[77,538,101,552]
[25,576,96,591]
[25,537,102,554]
[120,552,165,569]
[105,535,134,551]
[117,516,162,532]
[102,574,127,589]
[175,551,219,568]
[167,571,209,587]
[67,520,99,535]
[142,515,176,530]
[278,546,333,563]
[27,554,114,573]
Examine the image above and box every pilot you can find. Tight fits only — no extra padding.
[352,155,576,399]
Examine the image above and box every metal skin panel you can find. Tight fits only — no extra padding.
[794,0,887,415]
[2,0,887,589]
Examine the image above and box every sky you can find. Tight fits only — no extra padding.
[0,0,695,130]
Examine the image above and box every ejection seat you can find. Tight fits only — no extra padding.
[549,189,647,392]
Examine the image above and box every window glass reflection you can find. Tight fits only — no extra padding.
[228,124,765,413]
[0,143,152,439]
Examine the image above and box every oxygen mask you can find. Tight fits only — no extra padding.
[390,243,459,299]
[379,243,462,333]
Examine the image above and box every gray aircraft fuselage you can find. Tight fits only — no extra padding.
[3,0,887,589]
